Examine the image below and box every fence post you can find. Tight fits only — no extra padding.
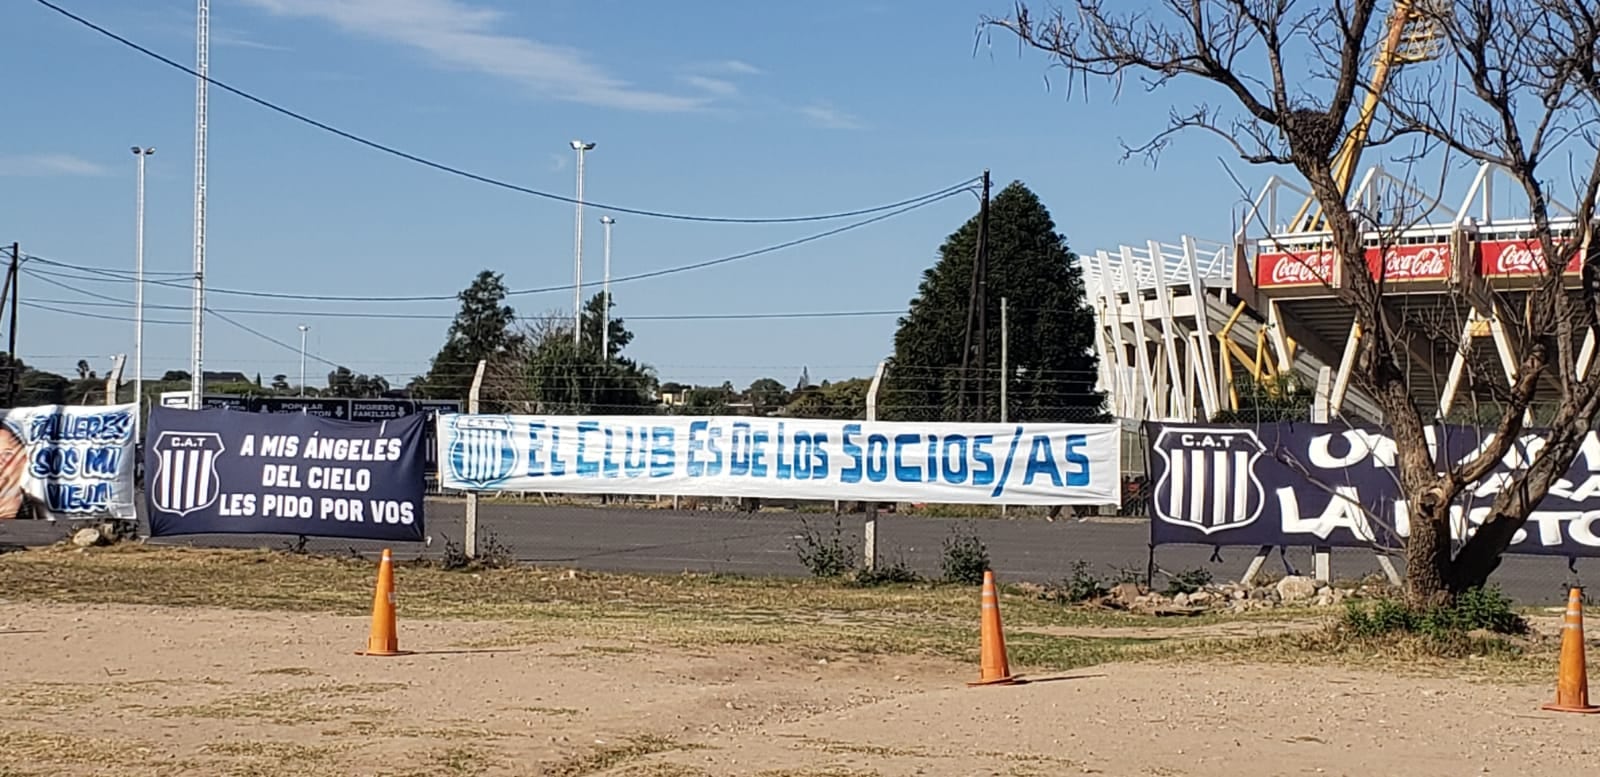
[862,360,888,571]
[104,355,126,406]
[464,359,487,560]
[1309,365,1333,583]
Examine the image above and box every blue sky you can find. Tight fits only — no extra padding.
[3,0,1294,391]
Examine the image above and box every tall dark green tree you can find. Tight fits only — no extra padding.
[491,292,656,414]
[886,181,1106,423]
[419,271,522,399]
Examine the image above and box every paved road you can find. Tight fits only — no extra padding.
[1,500,1588,605]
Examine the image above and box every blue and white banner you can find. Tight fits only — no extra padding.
[437,415,1122,505]
[144,406,427,541]
[0,404,138,521]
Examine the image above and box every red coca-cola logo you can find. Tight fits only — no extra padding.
[1262,251,1334,286]
[1370,244,1449,280]
[1489,241,1549,275]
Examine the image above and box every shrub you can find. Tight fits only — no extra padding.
[1340,585,1527,638]
[1162,567,1213,596]
[793,516,857,578]
[849,553,922,587]
[1054,560,1109,603]
[940,523,990,585]
[436,529,516,571]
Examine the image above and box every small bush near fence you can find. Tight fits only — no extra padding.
[940,523,990,585]
[793,516,857,578]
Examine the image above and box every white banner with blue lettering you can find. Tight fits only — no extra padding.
[437,415,1122,505]
[0,403,138,521]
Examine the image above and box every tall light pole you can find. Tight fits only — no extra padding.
[570,139,595,347]
[189,0,210,409]
[599,215,614,361]
[297,324,309,397]
[131,146,154,429]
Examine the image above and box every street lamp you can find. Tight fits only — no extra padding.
[599,215,615,361]
[570,139,595,347]
[297,324,309,397]
[131,146,154,427]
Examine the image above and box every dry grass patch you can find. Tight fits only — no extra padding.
[151,681,406,725]
[543,735,697,777]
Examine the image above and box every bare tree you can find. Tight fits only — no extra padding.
[983,0,1600,604]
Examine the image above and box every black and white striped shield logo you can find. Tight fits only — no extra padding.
[1151,428,1266,534]
[149,431,225,516]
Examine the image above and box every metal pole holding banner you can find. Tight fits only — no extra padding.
[862,360,888,571]
[105,355,126,405]
[463,359,487,559]
[999,297,1009,423]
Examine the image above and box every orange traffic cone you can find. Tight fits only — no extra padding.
[356,549,408,657]
[1542,587,1599,714]
[968,570,1021,686]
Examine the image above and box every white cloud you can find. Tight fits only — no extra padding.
[0,153,107,177]
[239,0,710,112]
[212,29,292,52]
[681,75,740,97]
[797,102,865,130]
[701,59,763,76]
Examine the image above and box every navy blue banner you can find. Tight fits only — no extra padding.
[144,406,427,541]
[1145,422,1600,557]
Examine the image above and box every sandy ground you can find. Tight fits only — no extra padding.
[1,602,1596,777]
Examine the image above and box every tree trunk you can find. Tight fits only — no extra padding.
[1403,493,1453,606]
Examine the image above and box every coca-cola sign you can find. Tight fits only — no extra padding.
[1257,249,1336,288]
[1478,239,1581,277]
[1364,243,1451,282]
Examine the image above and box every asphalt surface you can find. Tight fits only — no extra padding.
[1,500,1590,605]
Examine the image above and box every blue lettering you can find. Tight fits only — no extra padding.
[1064,434,1090,487]
[941,436,969,484]
[729,423,752,476]
[972,436,995,486]
[775,424,792,480]
[892,433,921,482]
[46,482,110,513]
[550,426,566,476]
[650,427,675,477]
[840,426,863,483]
[1022,434,1062,487]
[31,447,77,478]
[601,427,621,478]
[82,446,120,478]
[527,422,545,476]
[790,431,811,479]
[575,421,600,476]
[623,428,648,477]
[811,432,830,479]
[750,430,769,477]
[866,434,890,482]
[687,421,709,477]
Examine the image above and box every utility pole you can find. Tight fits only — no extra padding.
[4,243,16,406]
[975,170,991,421]
[600,215,615,361]
[957,170,991,422]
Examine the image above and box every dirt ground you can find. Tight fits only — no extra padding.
[1,601,1595,777]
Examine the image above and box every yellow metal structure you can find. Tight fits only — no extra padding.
[1220,2,1447,411]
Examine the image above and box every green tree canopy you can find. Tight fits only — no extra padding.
[487,292,656,414]
[885,180,1106,423]
[419,270,522,400]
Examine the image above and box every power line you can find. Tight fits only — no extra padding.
[31,0,978,225]
[206,308,341,369]
[25,295,904,322]
[22,255,190,280]
[25,186,969,303]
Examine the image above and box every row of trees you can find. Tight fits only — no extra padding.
[405,180,1110,424]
